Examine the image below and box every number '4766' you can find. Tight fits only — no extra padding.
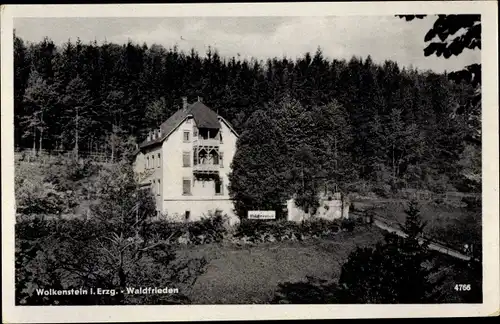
[454,284,471,291]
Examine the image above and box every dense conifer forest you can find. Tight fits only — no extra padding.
[14,31,480,201]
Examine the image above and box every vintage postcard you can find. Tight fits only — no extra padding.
[1,1,498,322]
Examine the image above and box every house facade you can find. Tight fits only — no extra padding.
[133,97,239,223]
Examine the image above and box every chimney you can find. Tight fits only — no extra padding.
[182,97,188,111]
[197,96,203,103]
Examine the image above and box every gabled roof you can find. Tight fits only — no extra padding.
[138,101,238,150]
[189,101,221,129]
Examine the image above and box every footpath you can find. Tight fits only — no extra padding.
[372,217,472,261]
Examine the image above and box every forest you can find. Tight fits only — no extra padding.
[14,31,481,205]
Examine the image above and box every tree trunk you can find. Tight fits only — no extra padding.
[39,112,43,153]
[32,124,36,155]
[118,251,126,305]
[392,143,395,179]
[75,106,79,159]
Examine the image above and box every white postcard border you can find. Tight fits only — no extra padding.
[2,2,498,322]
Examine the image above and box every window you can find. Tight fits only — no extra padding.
[157,179,160,195]
[215,178,223,195]
[157,153,161,167]
[152,179,155,194]
[183,178,191,195]
[183,151,191,167]
[212,152,219,165]
[219,152,224,168]
[146,156,149,169]
[185,210,191,221]
[183,131,190,142]
[152,155,155,168]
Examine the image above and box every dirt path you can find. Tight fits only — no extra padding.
[372,219,471,261]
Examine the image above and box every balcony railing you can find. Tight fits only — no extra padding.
[193,163,220,173]
[193,137,220,147]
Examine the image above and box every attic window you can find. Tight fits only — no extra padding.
[183,131,190,143]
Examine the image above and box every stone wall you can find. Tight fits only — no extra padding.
[286,194,350,222]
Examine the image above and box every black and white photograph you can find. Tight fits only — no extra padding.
[1,2,498,322]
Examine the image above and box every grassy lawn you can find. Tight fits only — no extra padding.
[176,225,386,304]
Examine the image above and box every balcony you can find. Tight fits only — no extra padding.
[193,137,220,148]
[193,163,220,174]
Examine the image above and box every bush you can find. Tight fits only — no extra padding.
[234,218,341,243]
[15,170,78,216]
[15,162,207,305]
[187,212,229,244]
[145,212,231,246]
[373,184,391,198]
[271,276,339,304]
[341,218,356,232]
[461,196,481,210]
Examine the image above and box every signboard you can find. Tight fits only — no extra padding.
[248,210,276,220]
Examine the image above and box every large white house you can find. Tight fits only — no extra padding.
[133,97,239,222]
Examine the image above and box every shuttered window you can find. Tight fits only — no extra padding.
[219,152,224,168]
[183,151,191,167]
[183,178,191,195]
[215,178,223,195]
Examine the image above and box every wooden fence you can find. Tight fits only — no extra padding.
[14,148,111,164]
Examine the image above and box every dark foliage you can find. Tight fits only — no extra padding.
[146,213,229,245]
[271,276,339,304]
[234,218,342,243]
[15,163,207,305]
[340,218,356,232]
[14,32,480,206]
[397,14,481,147]
[272,201,480,304]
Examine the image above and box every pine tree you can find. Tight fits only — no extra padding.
[21,71,57,153]
[60,76,93,155]
[14,33,32,147]
[337,200,437,303]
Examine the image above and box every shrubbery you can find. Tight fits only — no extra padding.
[146,212,230,245]
[233,218,345,243]
[15,157,99,217]
[145,215,352,246]
[15,162,207,305]
[461,196,481,210]
[271,200,477,304]
[340,218,356,232]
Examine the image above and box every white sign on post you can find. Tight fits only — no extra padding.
[248,210,276,220]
